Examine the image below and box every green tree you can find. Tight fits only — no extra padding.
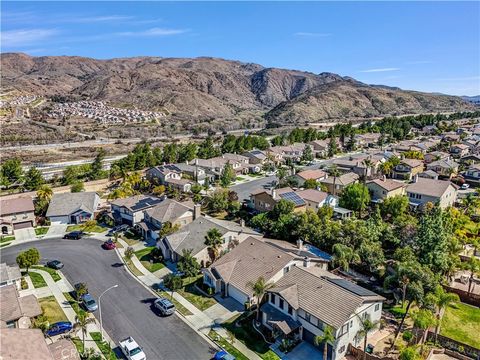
[71,181,85,193]
[197,136,219,159]
[23,167,45,191]
[246,276,273,321]
[0,158,23,186]
[74,282,89,301]
[36,184,53,202]
[462,256,480,294]
[411,309,436,344]
[159,221,180,238]
[206,189,229,214]
[177,249,201,278]
[163,273,183,299]
[380,195,409,221]
[332,244,360,272]
[399,346,421,360]
[327,137,338,157]
[328,165,341,196]
[426,286,459,343]
[276,167,288,186]
[356,315,379,360]
[339,183,371,216]
[314,325,335,360]
[74,312,95,353]
[62,165,79,185]
[301,145,314,163]
[16,248,40,273]
[124,246,135,263]
[89,148,106,180]
[191,183,203,203]
[220,162,236,187]
[303,178,318,189]
[204,228,223,262]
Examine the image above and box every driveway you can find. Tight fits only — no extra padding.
[13,227,36,242]
[1,238,215,360]
[45,223,68,237]
[284,341,323,360]
[230,175,277,202]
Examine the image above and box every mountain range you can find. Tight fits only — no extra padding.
[1,53,474,127]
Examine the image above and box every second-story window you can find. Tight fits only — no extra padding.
[271,294,276,305]
[279,298,284,310]
[288,305,293,315]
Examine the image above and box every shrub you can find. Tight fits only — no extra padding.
[21,277,28,290]
[402,330,413,342]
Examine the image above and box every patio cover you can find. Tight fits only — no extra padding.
[261,303,301,335]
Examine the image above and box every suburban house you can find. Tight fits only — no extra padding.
[308,140,329,157]
[366,178,406,202]
[424,151,450,164]
[159,217,260,265]
[262,266,384,360]
[0,197,36,235]
[136,199,197,241]
[426,159,459,178]
[296,189,329,211]
[294,169,327,187]
[189,157,247,177]
[319,172,359,195]
[0,263,21,289]
[354,133,381,148]
[0,285,42,329]
[406,177,458,209]
[460,154,480,165]
[268,144,306,163]
[392,159,424,180]
[450,144,470,158]
[250,187,306,213]
[146,165,193,192]
[46,192,100,224]
[331,158,377,178]
[463,164,480,185]
[243,150,268,165]
[110,195,163,226]
[418,170,439,180]
[173,163,209,185]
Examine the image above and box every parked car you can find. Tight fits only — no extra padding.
[213,350,235,360]
[153,297,175,316]
[106,229,116,237]
[63,231,84,240]
[120,337,146,360]
[102,240,116,250]
[46,260,64,270]
[81,293,98,312]
[461,183,470,190]
[45,321,73,337]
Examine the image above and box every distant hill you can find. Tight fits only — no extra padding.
[462,95,480,105]
[0,53,474,127]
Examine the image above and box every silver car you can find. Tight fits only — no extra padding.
[154,297,175,316]
[81,293,98,312]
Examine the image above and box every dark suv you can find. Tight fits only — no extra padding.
[63,231,84,240]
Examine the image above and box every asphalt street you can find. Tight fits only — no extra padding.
[1,238,216,360]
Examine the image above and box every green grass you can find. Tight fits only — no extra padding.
[236,176,245,181]
[67,224,106,233]
[0,242,11,248]
[124,258,144,277]
[155,290,193,316]
[90,332,119,360]
[121,230,142,245]
[440,302,480,349]
[39,295,68,324]
[63,292,87,317]
[35,227,49,236]
[71,337,84,354]
[209,329,249,360]
[29,271,47,288]
[223,313,280,360]
[177,276,217,311]
[31,266,61,282]
[0,235,15,243]
[134,247,165,273]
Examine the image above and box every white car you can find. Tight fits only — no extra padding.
[461,183,470,190]
[120,337,146,360]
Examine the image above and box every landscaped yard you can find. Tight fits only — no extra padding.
[441,302,480,349]
[29,272,47,288]
[39,295,68,324]
[209,329,249,360]
[35,227,49,236]
[121,229,142,245]
[223,313,280,360]
[177,276,217,311]
[134,247,165,273]
[31,266,61,282]
[67,224,106,233]
[90,332,118,360]
[124,257,144,277]
[155,289,193,316]
[63,292,87,317]
[0,235,15,243]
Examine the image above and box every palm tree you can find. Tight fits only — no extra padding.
[328,165,341,196]
[462,256,480,294]
[332,244,360,272]
[379,161,393,178]
[36,184,53,202]
[411,309,436,344]
[246,276,273,321]
[314,325,335,360]
[204,228,223,262]
[428,286,459,342]
[362,158,374,180]
[74,312,95,354]
[356,315,379,360]
[276,167,288,187]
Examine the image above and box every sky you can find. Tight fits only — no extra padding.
[2,1,479,96]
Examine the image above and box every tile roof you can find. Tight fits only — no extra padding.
[321,172,359,186]
[401,159,424,168]
[144,199,194,224]
[0,197,34,216]
[406,178,457,198]
[110,194,162,212]
[427,159,459,169]
[0,285,41,325]
[48,339,81,360]
[296,169,327,180]
[0,329,53,360]
[296,189,329,204]
[46,192,98,217]
[0,263,21,284]
[367,179,405,192]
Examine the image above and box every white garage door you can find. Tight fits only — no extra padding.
[227,284,249,305]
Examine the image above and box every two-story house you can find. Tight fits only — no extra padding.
[424,151,450,164]
[319,172,359,195]
[296,189,330,211]
[426,159,459,178]
[406,177,458,209]
[366,178,406,202]
[250,187,306,213]
[110,195,163,226]
[392,159,424,180]
[0,197,36,235]
[463,164,480,185]
[146,165,192,192]
[294,169,327,187]
[243,150,268,165]
[172,162,209,185]
[262,266,384,360]
[0,263,22,289]
[450,144,470,158]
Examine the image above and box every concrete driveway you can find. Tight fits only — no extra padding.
[13,227,36,242]
[284,342,323,360]
[45,223,68,237]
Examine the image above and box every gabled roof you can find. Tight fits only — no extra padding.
[0,285,41,324]
[400,159,424,168]
[296,189,329,204]
[367,178,405,192]
[0,329,53,360]
[110,194,162,212]
[0,263,21,284]
[406,178,457,198]
[0,197,34,216]
[427,159,459,169]
[46,192,98,217]
[145,199,194,224]
[296,169,327,180]
[321,172,359,186]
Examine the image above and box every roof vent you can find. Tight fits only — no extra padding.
[250,242,254,245]
[277,255,281,258]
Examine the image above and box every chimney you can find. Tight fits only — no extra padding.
[193,204,201,220]
[240,219,245,228]
[303,256,311,268]
[272,189,277,199]
[383,175,386,182]
[195,158,199,165]
[296,239,303,250]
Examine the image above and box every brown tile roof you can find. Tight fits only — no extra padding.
[367,179,406,192]
[296,169,327,180]
[296,189,329,204]
[110,194,162,211]
[0,285,41,326]
[208,237,294,296]
[144,199,193,224]
[406,178,457,198]
[0,197,34,216]
[321,172,359,186]
[0,329,53,360]
[401,159,424,168]
[18,295,42,318]
[0,263,21,284]
[48,339,81,360]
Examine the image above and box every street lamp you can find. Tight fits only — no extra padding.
[98,284,118,342]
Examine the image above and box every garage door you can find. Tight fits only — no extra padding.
[13,221,33,230]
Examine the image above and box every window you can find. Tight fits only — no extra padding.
[375,304,380,311]
[339,323,349,336]
[283,266,290,275]
[350,320,353,327]
[6,321,15,329]
[271,294,276,304]
[305,312,311,322]
[288,305,293,315]
[279,298,284,310]
[339,345,345,354]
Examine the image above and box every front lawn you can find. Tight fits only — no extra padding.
[177,276,217,311]
[209,329,249,360]
[0,235,15,243]
[155,289,193,316]
[67,224,106,233]
[39,295,68,324]
[124,257,144,276]
[441,302,480,349]
[29,272,47,288]
[134,247,165,273]
[90,332,118,360]
[121,229,142,245]
[31,266,61,282]
[223,313,279,360]
[63,292,87,317]
[35,227,49,236]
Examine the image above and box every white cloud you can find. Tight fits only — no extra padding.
[1,28,57,47]
[294,32,331,37]
[117,27,188,37]
[359,67,400,73]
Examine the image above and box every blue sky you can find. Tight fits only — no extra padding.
[2,1,479,96]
